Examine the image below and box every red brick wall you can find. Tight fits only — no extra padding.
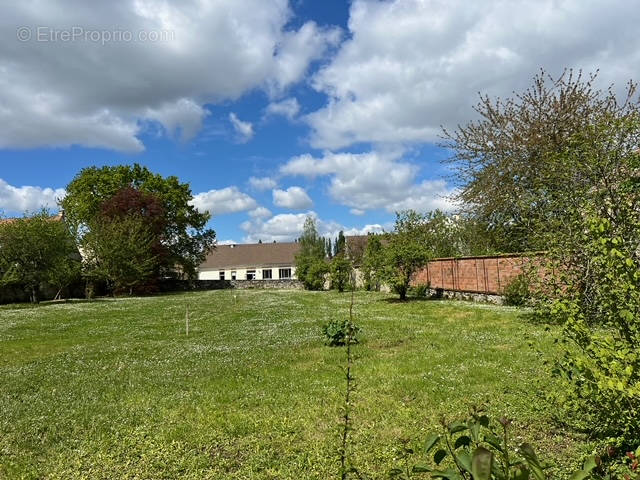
[412,254,542,295]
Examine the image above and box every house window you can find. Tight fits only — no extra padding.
[219,271,225,280]
[262,269,272,279]
[246,270,256,280]
[231,271,236,280]
[278,268,291,279]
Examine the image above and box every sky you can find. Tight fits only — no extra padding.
[1,0,639,244]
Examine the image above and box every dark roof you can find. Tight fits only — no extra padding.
[200,242,301,270]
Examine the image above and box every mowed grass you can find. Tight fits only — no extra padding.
[0,290,585,479]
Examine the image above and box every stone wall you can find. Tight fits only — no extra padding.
[427,287,504,304]
[230,279,303,290]
[159,278,303,292]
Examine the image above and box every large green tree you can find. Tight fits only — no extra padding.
[294,216,328,290]
[443,69,640,252]
[82,214,159,295]
[0,210,80,303]
[382,210,432,300]
[61,164,215,279]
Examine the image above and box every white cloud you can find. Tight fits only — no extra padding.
[241,211,310,243]
[190,186,257,216]
[240,210,384,243]
[307,0,640,150]
[350,208,365,216]
[265,97,301,120]
[145,98,209,141]
[0,1,339,151]
[229,113,254,143]
[249,206,272,218]
[268,21,342,94]
[281,150,456,213]
[0,178,65,214]
[272,186,313,209]
[248,176,277,191]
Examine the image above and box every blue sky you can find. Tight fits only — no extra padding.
[1,0,638,243]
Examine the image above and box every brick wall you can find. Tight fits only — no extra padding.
[412,254,543,295]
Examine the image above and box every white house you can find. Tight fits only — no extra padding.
[198,242,300,281]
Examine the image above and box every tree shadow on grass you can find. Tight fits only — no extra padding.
[0,297,120,310]
[378,295,445,304]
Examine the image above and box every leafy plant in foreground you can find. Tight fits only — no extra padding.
[390,410,578,480]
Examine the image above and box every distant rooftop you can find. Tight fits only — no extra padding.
[200,242,301,270]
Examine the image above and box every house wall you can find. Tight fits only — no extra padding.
[198,266,297,281]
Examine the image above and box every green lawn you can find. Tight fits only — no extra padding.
[0,290,586,479]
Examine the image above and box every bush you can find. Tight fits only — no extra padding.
[503,274,530,306]
[329,255,353,292]
[322,319,360,347]
[548,216,640,451]
[411,283,429,298]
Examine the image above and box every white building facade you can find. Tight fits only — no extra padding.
[198,242,300,281]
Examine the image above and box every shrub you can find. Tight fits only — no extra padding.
[330,255,353,292]
[411,283,429,298]
[502,274,530,306]
[322,319,360,347]
[548,216,640,452]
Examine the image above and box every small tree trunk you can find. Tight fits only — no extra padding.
[398,284,407,300]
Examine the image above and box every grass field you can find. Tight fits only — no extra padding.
[0,290,587,479]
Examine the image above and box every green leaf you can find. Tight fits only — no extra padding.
[568,470,591,480]
[412,464,433,473]
[582,456,597,472]
[472,447,493,480]
[484,432,504,452]
[389,467,405,478]
[431,468,463,479]
[512,466,530,480]
[520,443,546,480]
[456,450,472,473]
[434,449,448,465]
[454,435,472,449]
[477,415,490,427]
[448,421,468,434]
[470,422,481,442]
[424,434,441,454]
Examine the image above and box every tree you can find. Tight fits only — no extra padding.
[382,210,432,300]
[82,214,158,295]
[47,256,82,300]
[294,216,329,290]
[535,117,640,450]
[361,235,384,291]
[99,187,168,275]
[422,210,497,258]
[60,164,215,279]
[0,210,80,303]
[443,69,640,252]
[334,230,346,257]
[329,255,352,293]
